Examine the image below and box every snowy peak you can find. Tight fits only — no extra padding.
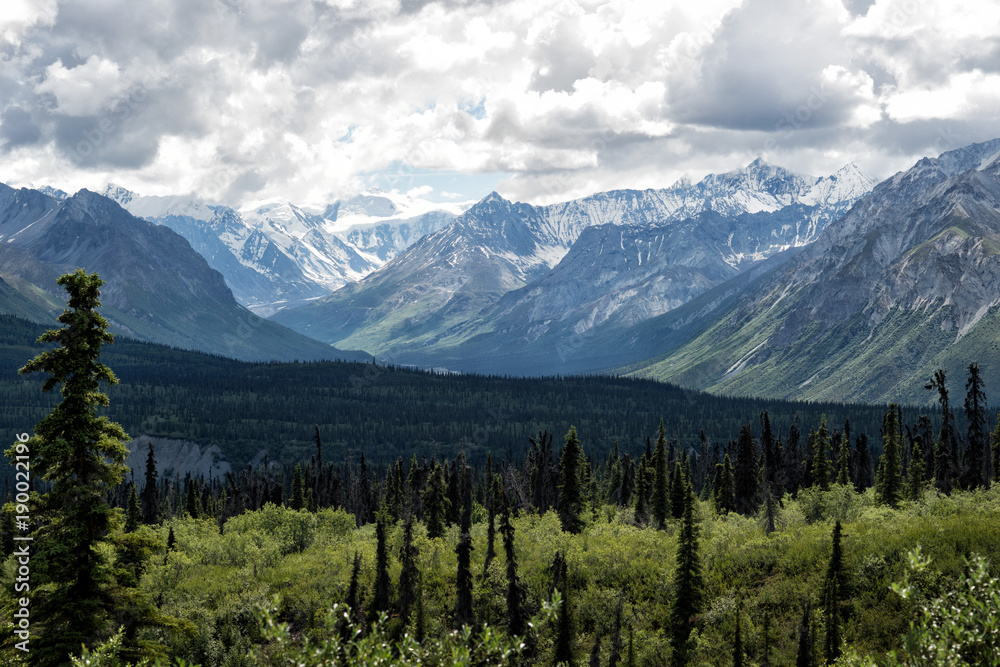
[102,183,136,207]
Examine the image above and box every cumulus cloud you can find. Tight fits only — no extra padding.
[1,0,999,205]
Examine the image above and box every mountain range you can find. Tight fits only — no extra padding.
[271,160,876,370]
[102,186,464,315]
[0,184,365,362]
[10,138,1000,406]
[626,138,1000,404]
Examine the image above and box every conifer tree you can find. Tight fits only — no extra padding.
[559,426,585,533]
[499,485,527,639]
[553,551,576,666]
[876,405,903,506]
[343,551,365,635]
[783,415,804,496]
[652,420,669,528]
[964,362,988,489]
[423,461,450,539]
[397,518,419,625]
[734,423,759,515]
[823,521,846,664]
[185,479,200,518]
[589,634,602,667]
[713,453,735,515]
[372,513,391,617]
[483,468,499,577]
[125,483,142,533]
[669,479,703,665]
[670,461,686,520]
[836,430,850,486]
[454,453,475,629]
[9,270,134,666]
[141,441,159,525]
[761,410,782,498]
[796,601,814,667]
[291,463,305,510]
[926,369,958,493]
[811,417,831,491]
[906,431,926,501]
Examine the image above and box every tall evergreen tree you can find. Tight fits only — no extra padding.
[500,485,528,641]
[552,551,576,667]
[423,461,450,539]
[125,483,142,533]
[836,430,850,486]
[669,479,703,665]
[823,521,846,665]
[796,601,814,667]
[344,551,365,632]
[608,598,624,667]
[397,518,419,625]
[811,417,831,491]
[9,270,136,666]
[733,423,759,515]
[876,405,903,506]
[290,463,305,510]
[454,452,475,629]
[652,420,670,528]
[713,453,735,515]
[761,410,782,498]
[141,442,159,525]
[964,362,988,490]
[372,513,391,617]
[669,461,686,520]
[783,415,804,496]
[558,426,585,534]
[926,369,959,493]
[483,469,499,577]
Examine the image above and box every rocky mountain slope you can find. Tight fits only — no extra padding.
[627,138,1000,404]
[105,186,460,315]
[272,160,875,363]
[0,185,363,362]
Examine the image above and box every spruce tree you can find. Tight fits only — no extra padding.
[669,479,703,665]
[652,420,669,528]
[500,485,528,641]
[125,483,142,533]
[552,551,575,666]
[713,453,735,515]
[483,470,499,577]
[372,512,391,617]
[608,598,624,667]
[454,453,475,629]
[811,417,831,491]
[823,521,846,665]
[9,269,132,666]
[670,461,686,520]
[734,423,759,515]
[185,479,200,518]
[796,601,814,667]
[926,369,959,493]
[836,431,850,486]
[291,463,305,510]
[397,518,419,625]
[423,461,450,539]
[343,551,364,635]
[141,441,159,525]
[558,426,584,534]
[876,405,903,506]
[964,362,988,489]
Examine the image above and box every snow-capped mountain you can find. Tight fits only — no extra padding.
[626,137,1000,404]
[102,186,463,315]
[273,159,875,360]
[0,184,359,362]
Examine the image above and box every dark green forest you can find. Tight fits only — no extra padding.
[0,314,925,471]
[1,281,999,666]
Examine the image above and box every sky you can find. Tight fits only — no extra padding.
[2,0,1000,208]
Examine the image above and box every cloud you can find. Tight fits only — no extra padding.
[0,0,999,206]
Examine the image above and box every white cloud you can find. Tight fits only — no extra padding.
[1,0,1000,206]
[34,55,126,116]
